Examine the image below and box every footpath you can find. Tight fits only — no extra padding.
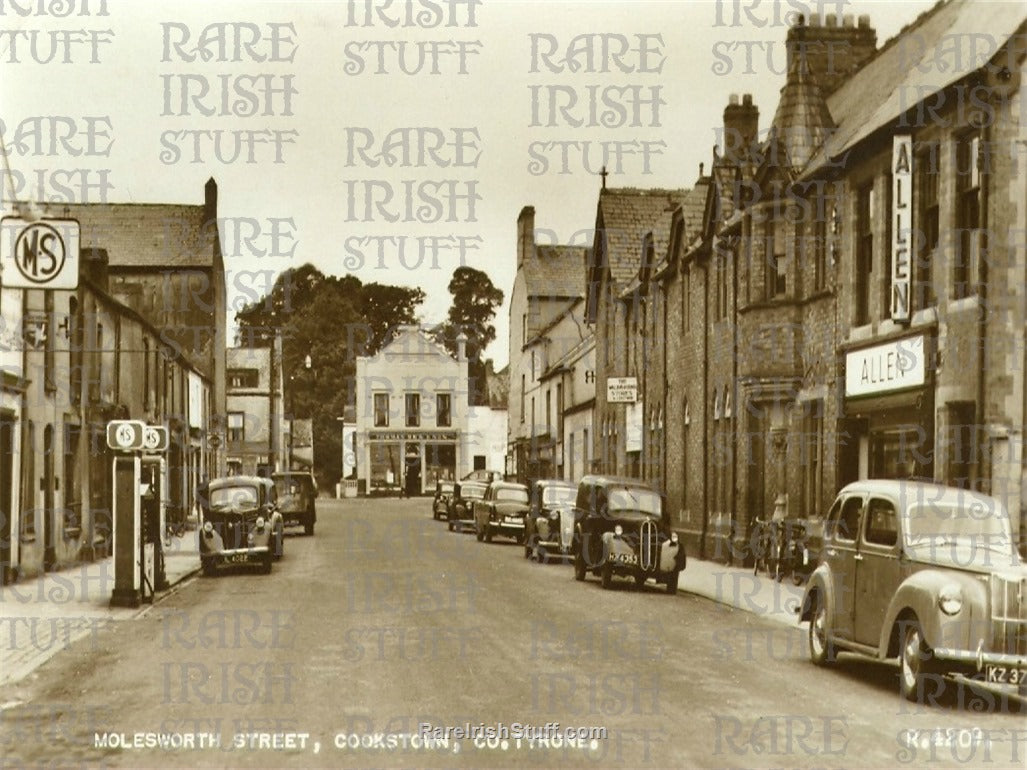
[0,531,200,688]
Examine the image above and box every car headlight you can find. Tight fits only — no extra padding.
[614,524,623,537]
[939,584,963,616]
[255,516,265,531]
[202,521,213,537]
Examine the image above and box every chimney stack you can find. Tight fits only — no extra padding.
[517,205,535,270]
[456,331,467,363]
[204,177,218,223]
[722,92,759,165]
[786,11,877,95]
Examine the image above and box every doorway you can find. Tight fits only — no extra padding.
[1,413,14,584]
[404,452,421,496]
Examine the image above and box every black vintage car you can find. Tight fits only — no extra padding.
[473,481,530,543]
[572,475,686,594]
[448,481,488,532]
[271,471,317,536]
[524,479,578,562]
[432,480,456,521]
[200,476,284,576]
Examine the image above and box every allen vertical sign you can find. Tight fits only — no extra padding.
[891,136,912,323]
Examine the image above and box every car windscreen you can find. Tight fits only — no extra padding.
[496,488,528,503]
[462,486,487,499]
[903,501,1015,555]
[608,488,661,516]
[273,476,308,495]
[439,482,455,493]
[542,486,576,506]
[210,486,259,510]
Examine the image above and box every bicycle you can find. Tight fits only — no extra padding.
[752,517,785,581]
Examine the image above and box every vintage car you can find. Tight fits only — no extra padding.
[572,475,686,594]
[800,480,1027,701]
[200,476,284,575]
[447,481,488,532]
[432,480,456,521]
[462,469,504,484]
[523,479,578,561]
[473,481,530,543]
[271,471,317,536]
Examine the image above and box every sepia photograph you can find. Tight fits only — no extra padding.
[0,0,1026,767]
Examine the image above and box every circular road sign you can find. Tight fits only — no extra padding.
[14,222,66,285]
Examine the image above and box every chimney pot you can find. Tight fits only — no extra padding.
[842,14,854,27]
[742,93,753,106]
[825,13,837,26]
[808,13,820,26]
[794,12,805,26]
[729,93,739,105]
[858,14,871,29]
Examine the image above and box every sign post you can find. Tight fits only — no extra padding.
[0,218,80,289]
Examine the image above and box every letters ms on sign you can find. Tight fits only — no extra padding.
[0,218,80,290]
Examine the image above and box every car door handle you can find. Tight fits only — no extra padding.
[826,548,837,557]
[853,553,863,561]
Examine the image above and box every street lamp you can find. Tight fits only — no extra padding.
[287,354,314,471]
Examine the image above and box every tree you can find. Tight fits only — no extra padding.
[435,267,504,405]
[234,264,425,486]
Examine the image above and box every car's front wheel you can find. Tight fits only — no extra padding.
[261,554,272,574]
[475,522,484,542]
[573,538,586,581]
[201,558,217,577]
[665,571,679,595]
[448,519,454,532]
[899,619,931,702]
[634,572,647,589]
[808,593,835,666]
[304,518,315,536]
[600,560,613,589]
[484,524,493,543]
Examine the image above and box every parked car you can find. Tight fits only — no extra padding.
[572,475,686,594]
[524,479,578,561]
[799,480,1027,701]
[462,469,504,484]
[432,480,456,521]
[473,481,530,543]
[448,481,488,532]
[271,471,317,536]
[199,476,284,576]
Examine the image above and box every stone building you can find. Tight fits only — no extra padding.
[507,206,588,482]
[225,341,286,477]
[355,326,474,495]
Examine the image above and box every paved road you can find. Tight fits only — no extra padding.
[0,498,1023,768]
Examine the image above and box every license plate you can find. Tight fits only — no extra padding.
[613,553,638,565]
[985,665,1027,685]
[226,554,250,564]
[504,517,521,524]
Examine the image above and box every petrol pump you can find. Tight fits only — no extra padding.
[108,420,169,608]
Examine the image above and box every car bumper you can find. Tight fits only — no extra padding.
[490,520,525,534]
[203,546,270,566]
[934,646,1027,672]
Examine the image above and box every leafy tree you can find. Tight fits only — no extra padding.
[234,264,424,486]
[434,267,504,405]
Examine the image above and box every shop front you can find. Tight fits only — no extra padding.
[840,332,935,485]
[366,430,459,496]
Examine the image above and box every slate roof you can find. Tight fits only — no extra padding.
[524,244,588,299]
[40,201,218,269]
[807,0,1026,172]
[595,188,689,287]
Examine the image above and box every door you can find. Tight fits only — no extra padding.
[853,496,901,647]
[43,425,55,570]
[405,455,421,496]
[823,493,864,642]
[0,414,14,584]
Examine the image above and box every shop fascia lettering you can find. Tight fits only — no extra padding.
[845,335,926,398]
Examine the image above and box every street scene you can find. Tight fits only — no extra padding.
[1,0,1027,768]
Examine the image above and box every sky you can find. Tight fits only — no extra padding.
[0,0,954,368]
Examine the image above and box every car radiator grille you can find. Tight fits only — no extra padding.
[639,520,658,572]
[990,574,1027,656]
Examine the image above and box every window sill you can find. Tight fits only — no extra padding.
[948,294,980,313]
[20,534,36,544]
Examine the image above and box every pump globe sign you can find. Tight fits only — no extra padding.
[0,217,80,290]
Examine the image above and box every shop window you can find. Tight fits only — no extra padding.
[405,393,420,427]
[954,131,983,300]
[855,183,873,325]
[864,498,897,547]
[227,412,245,442]
[436,393,451,427]
[373,393,389,427]
[916,144,939,309]
[370,443,401,489]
